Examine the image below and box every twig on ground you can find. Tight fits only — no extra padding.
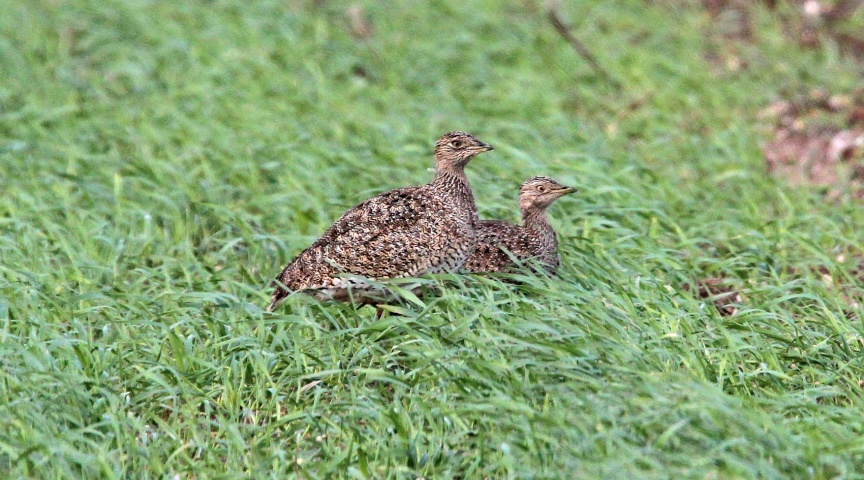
[547,8,623,91]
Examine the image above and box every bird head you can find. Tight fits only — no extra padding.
[433,131,493,169]
[518,176,576,212]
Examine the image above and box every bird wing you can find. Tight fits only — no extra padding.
[468,220,525,271]
[316,186,428,246]
[272,186,453,294]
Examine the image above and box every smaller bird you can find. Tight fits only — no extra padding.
[463,176,575,274]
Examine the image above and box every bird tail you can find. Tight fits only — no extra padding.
[266,287,288,312]
[266,276,289,312]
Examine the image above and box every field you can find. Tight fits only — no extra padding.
[2,0,864,478]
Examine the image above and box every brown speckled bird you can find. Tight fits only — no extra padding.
[463,176,574,274]
[267,131,494,312]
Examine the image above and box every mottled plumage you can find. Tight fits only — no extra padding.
[267,131,493,311]
[464,176,574,274]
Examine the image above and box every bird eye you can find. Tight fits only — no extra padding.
[536,186,547,193]
[450,140,463,148]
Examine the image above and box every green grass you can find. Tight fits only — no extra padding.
[2,0,864,477]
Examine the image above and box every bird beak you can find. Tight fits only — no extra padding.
[557,186,576,195]
[474,142,494,153]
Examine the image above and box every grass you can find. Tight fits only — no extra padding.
[2,0,864,477]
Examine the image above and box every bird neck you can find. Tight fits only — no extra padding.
[522,208,556,242]
[429,166,472,199]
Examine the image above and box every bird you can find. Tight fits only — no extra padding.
[267,131,494,312]
[463,176,574,274]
